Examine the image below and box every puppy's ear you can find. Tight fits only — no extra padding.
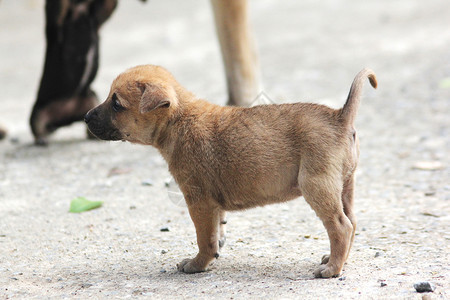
[137,82,177,113]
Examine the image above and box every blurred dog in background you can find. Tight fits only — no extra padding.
[28,0,260,145]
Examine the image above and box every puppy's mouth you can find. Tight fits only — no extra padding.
[87,126,123,141]
[85,109,124,141]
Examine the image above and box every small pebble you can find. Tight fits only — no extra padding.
[10,137,20,144]
[161,249,168,254]
[375,252,383,258]
[141,179,154,186]
[414,281,435,293]
[160,269,167,273]
[422,212,439,218]
[412,161,444,171]
[338,276,346,281]
[164,178,172,187]
[380,282,387,287]
[107,167,132,177]
[160,227,170,232]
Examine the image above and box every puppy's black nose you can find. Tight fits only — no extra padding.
[84,112,90,124]
[84,110,94,124]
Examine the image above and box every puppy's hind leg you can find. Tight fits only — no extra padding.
[342,175,357,262]
[178,201,221,273]
[299,174,353,278]
[320,175,356,266]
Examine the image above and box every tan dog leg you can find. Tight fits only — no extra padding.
[299,173,353,278]
[320,175,357,266]
[211,0,261,106]
[177,201,222,273]
[342,175,357,261]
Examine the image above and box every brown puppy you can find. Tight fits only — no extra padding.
[85,65,377,278]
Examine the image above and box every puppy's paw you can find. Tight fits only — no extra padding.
[313,263,341,278]
[177,258,206,274]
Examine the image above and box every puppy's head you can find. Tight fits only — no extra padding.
[85,65,180,145]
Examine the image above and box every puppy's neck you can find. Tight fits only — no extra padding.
[155,97,229,163]
[144,86,194,150]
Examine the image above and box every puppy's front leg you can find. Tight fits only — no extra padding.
[177,201,221,273]
[219,211,227,249]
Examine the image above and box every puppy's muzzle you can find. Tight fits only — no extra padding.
[85,108,122,141]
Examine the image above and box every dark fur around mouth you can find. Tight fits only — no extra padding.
[86,125,122,141]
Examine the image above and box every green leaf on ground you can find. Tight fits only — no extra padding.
[69,197,103,213]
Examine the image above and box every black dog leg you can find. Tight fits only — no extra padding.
[30,0,117,145]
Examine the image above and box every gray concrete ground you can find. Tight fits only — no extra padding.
[1,0,449,298]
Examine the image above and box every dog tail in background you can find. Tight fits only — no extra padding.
[340,68,377,126]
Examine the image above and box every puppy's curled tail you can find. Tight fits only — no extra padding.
[340,68,377,126]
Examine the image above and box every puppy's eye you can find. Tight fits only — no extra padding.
[111,94,124,112]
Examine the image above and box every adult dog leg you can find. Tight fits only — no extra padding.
[211,0,261,106]
[30,0,117,145]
